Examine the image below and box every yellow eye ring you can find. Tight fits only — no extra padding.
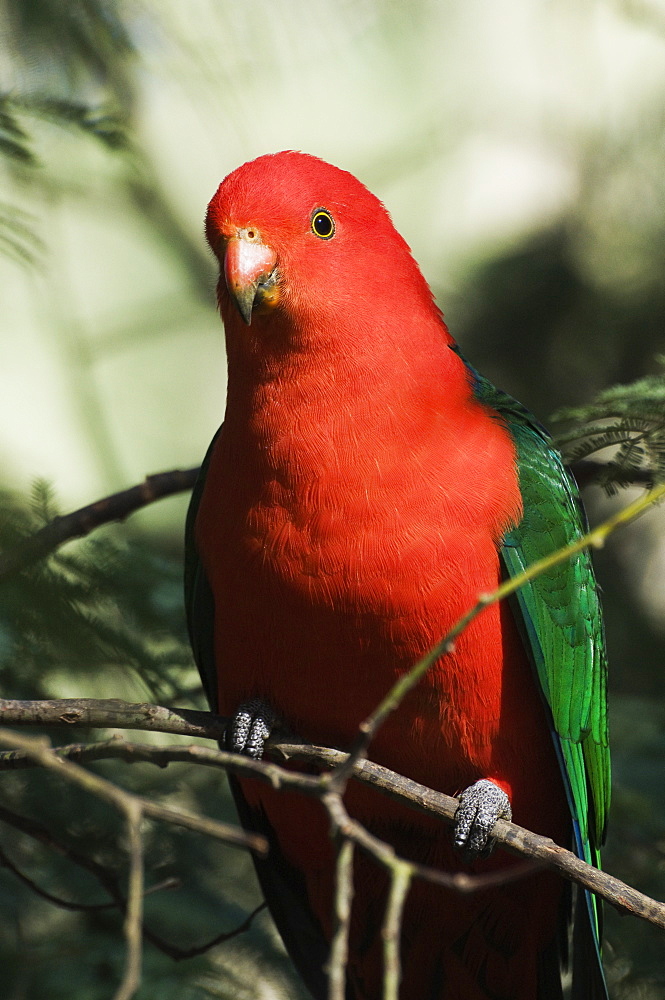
[311,209,335,240]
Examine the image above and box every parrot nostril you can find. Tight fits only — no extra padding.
[236,227,260,242]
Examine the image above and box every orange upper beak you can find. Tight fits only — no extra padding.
[224,229,278,325]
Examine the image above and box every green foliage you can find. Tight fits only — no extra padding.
[0,481,192,703]
[552,362,665,494]
[2,0,134,87]
[0,0,133,265]
[0,199,43,266]
[0,94,127,169]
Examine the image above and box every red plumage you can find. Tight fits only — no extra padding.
[194,152,570,999]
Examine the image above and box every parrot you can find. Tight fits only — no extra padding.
[185,150,609,1000]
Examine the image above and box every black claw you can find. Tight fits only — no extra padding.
[454,779,512,860]
[227,698,277,759]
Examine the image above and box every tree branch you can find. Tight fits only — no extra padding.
[326,835,354,1000]
[382,860,412,1000]
[0,726,269,1000]
[0,802,178,916]
[1,701,664,931]
[0,842,119,911]
[167,902,268,961]
[0,697,225,741]
[117,798,144,1000]
[0,467,199,579]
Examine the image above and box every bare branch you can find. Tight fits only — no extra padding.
[0,840,181,915]
[382,862,411,1000]
[166,902,268,961]
[326,836,354,1000]
[116,800,144,1000]
[0,698,225,742]
[0,799,266,963]
[0,467,199,579]
[0,802,137,911]
[0,842,116,911]
[0,727,272,998]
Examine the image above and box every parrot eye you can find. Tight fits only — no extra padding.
[311,209,335,240]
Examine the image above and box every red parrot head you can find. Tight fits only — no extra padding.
[205,151,441,346]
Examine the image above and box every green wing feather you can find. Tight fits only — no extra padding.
[470,365,609,952]
[501,394,609,849]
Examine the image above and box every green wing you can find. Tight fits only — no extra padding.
[505,404,609,852]
[469,365,609,951]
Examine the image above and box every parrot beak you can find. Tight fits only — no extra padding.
[224,229,278,325]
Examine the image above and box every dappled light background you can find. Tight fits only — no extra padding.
[1,1,665,998]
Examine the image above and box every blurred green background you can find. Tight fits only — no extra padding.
[1,1,664,997]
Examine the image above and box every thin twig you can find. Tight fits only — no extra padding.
[0,844,178,913]
[0,730,267,855]
[115,800,144,1000]
[408,856,543,893]
[0,802,132,912]
[0,843,116,911]
[0,728,269,999]
[167,902,268,961]
[0,801,261,961]
[382,862,412,1000]
[327,835,355,1000]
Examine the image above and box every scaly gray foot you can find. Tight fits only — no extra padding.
[454,779,512,859]
[227,698,277,759]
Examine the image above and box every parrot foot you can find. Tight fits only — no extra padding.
[454,779,512,860]
[227,698,277,760]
